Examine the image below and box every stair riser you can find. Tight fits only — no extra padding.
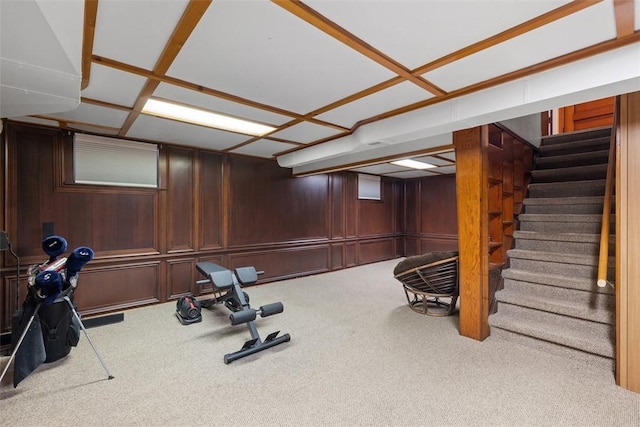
[524,203,605,214]
[539,140,610,157]
[501,279,616,316]
[509,257,597,279]
[502,269,614,295]
[534,151,609,170]
[514,238,603,255]
[520,221,603,234]
[528,184,605,198]
[489,328,614,371]
[540,128,611,145]
[494,303,613,347]
[531,167,607,183]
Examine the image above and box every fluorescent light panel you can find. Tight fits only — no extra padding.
[142,98,276,136]
[390,159,436,170]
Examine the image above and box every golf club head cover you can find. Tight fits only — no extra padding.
[34,270,63,305]
[66,246,94,278]
[42,235,67,262]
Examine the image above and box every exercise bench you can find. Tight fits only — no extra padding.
[196,261,290,363]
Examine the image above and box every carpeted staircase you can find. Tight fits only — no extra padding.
[489,126,616,371]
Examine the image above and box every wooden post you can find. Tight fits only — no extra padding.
[454,127,490,341]
[616,92,640,393]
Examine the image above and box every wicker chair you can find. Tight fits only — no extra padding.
[393,251,459,316]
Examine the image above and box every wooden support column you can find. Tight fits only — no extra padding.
[616,92,640,393]
[454,127,490,341]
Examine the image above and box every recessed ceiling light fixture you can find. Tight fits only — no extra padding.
[390,159,437,170]
[141,98,276,136]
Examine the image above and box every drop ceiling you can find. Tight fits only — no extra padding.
[1,0,639,178]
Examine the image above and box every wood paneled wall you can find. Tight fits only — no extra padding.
[403,175,458,255]
[0,122,415,331]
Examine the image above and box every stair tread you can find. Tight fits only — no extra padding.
[535,149,609,166]
[522,196,606,206]
[513,230,604,243]
[507,248,604,266]
[540,127,611,145]
[489,310,614,358]
[495,288,613,324]
[502,268,615,295]
[518,213,612,223]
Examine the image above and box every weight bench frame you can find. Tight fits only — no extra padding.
[196,261,290,363]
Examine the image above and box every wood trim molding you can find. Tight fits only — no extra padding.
[616,92,640,393]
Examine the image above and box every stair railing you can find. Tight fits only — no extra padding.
[596,96,618,288]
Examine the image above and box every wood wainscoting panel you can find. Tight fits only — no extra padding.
[167,258,195,299]
[72,262,161,316]
[404,237,419,257]
[228,245,330,282]
[331,243,345,270]
[404,179,420,235]
[345,173,358,238]
[345,242,357,267]
[358,238,396,264]
[167,147,195,253]
[420,234,458,253]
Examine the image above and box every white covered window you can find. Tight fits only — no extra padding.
[74,134,158,188]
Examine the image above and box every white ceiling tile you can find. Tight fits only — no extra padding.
[93,0,189,70]
[127,114,250,151]
[167,1,395,114]
[230,140,297,159]
[153,83,292,126]
[46,103,129,128]
[423,1,617,92]
[315,81,433,128]
[307,0,571,69]
[270,121,344,144]
[82,63,147,107]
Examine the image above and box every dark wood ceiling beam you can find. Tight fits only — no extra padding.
[81,0,99,90]
[119,0,212,137]
[614,0,635,38]
[272,0,446,97]
[413,0,603,76]
[33,115,121,133]
[81,97,132,111]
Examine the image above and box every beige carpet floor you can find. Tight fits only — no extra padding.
[1,259,639,426]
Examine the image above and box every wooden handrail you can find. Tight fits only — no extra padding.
[597,96,619,288]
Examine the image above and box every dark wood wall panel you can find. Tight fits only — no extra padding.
[73,263,160,315]
[345,173,357,238]
[331,173,344,238]
[167,258,195,298]
[199,151,223,249]
[403,175,458,256]
[228,156,330,246]
[228,246,330,281]
[168,147,194,252]
[420,175,458,234]
[345,242,356,267]
[358,238,395,264]
[420,234,459,252]
[358,179,397,236]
